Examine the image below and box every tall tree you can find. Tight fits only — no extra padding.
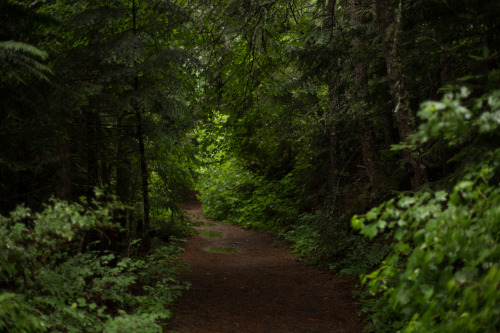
[349,0,378,184]
[131,0,150,250]
[375,0,427,188]
[324,0,342,192]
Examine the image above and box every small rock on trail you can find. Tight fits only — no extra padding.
[167,200,364,333]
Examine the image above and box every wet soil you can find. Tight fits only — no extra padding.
[166,200,365,333]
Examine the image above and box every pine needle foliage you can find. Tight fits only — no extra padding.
[0,41,52,84]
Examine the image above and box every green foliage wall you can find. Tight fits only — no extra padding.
[353,88,500,332]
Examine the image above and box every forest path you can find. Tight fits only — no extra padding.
[166,199,364,333]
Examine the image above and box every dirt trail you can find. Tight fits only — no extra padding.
[167,200,364,333]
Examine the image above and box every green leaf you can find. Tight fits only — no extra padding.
[434,191,447,202]
[362,223,379,239]
[394,287,411,306]
[366,209,378,221]
[398,197,416,209]
[351,215,365,230]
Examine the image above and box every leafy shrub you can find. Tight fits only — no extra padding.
[103,313,161,333]
[0,198,117,291]
[198,158,259,222]
[353,88,500,332]
[0,197,188,332]
[0,293,46,332]
[198,157,301,230]
[281,223,321,258]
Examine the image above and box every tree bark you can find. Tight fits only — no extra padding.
[132,0,150,251]
[350,0,378,184]
[381,99,395,148]
[325,0,341,193]
[135,96,150,250]
[56,138,72,200]
[375,0,427,188]
[86,109,99,192]
[95,114,109,189]
[329,121,339,191]
[115,113,132,240]
[115,114,132,205]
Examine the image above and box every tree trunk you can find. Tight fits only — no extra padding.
[56,138,72,200]
[381,99,395,148]
[132,0,150,251]
[325,0,341,193]
[95,114,109,189]
[375,0,427,188]
[86,109,99,193]
[329,121,339,191]
[115,112,133,237]
[350,0,378,184]
[115,114,131,204]
[135,99,150,251]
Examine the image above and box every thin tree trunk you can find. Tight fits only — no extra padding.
[329,121,339,191]
[375,0,427,188]
[115,114,131,204]
[95,114,109,189]
[56,138,72,200]
[325,0,341,193]
[115,113,132,237]
[132,0,150,251]
[381,99,395,148]
[135,94,150,250]
[350,0,378,183]
[86,109,99,192]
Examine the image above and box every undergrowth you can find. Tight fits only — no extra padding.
[0,196,190,332]
[197,148,372,270]
[352,88,500,332]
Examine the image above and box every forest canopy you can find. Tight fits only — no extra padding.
[1,0,499,332]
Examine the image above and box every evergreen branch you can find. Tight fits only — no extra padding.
[0,41,52,83]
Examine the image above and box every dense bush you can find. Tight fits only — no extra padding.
[198,158,257,222]
[353,88,500,332]
[0,197,189,333]
[199,158,291,225]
